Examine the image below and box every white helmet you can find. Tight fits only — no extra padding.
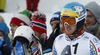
[13,26,36,47]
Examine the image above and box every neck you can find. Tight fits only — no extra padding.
[65,26,84,39]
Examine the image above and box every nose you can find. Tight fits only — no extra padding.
[64,22,70,27]
[85,17,89,22]
[10,27,14,33]
[10,27,13,31]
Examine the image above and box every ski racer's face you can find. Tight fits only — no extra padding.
[64,23,76,35]
[10,24,18,35]
[85,10,96,27]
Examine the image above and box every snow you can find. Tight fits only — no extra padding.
[0,0,100,37]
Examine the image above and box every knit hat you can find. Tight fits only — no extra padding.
[29,12,47,39]
[10,14,31,26]
[85,1,100,24]
[20,9,31,20]
[50,11,60,24]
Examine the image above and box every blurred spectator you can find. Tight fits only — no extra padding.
[0,0,6,12]
[0,22,11,47]
[29,12,47,55]
[10,14,31,35]
[0,22,11,55]
[0,15,4,22]
[50,11,60,31]
[10,14,31,55]
[26,0,39,13]
[85,1,100,39]
[43,11,65,54]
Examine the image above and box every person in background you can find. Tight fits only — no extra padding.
[0,37,11,55]
[0,15,14,43]
[0,22,11,55]
[43,21,65,55]
[49,11,65,38]
[0,15,12,46]
[43,11,65,54]
[84,1,100,39]
[50,11,60,31]
[29,12,47,55]
[10,14,31,36]
[26,0,39,13]
[0,0,6,12]
[0,15,4,22]
[10,14,31,55]
[0,22,11,47]
[52,2,100,55]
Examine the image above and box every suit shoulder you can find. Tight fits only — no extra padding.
[55,33,65,40]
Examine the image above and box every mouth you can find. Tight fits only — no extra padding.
[11,31,14,34]
[66,28,71,32]
[86,22,91,26]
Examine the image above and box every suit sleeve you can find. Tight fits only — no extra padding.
[90,36,100,55]
[52,40,57,55]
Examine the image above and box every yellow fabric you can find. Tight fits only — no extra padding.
[8,33,13,43]
[0,0,6,10]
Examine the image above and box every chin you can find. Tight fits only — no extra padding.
[66,32,71,35]
[11,32,14,35]
[86,25,91,27]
